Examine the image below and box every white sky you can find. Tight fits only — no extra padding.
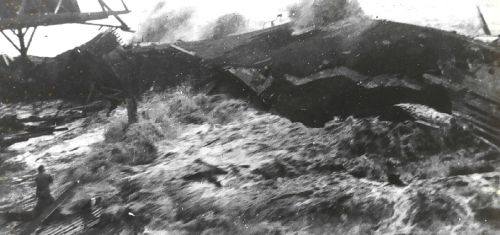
[0,0,499,57]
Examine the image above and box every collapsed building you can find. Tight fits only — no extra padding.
[1,9,500,233]
[1,16,499,148]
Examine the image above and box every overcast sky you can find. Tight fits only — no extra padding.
[0,0,499,57]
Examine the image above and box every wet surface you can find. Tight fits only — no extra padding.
[2,90,498,234]
[0,5,499,233]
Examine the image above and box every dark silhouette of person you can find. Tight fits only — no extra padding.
[34,165,55,216]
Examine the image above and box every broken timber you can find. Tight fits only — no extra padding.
[19,181,80,235]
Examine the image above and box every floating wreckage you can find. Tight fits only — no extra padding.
[1,17,499,150]
[0,13,499,234]
[0,2,132,232]
[173,18,500,147]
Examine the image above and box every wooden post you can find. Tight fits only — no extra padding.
[16,28,28,60]
[477,6,492,36]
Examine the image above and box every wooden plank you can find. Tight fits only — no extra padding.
[20,181,80,235]
[477,6,492,36]
[38,207,102,235]
[467,91,500,108]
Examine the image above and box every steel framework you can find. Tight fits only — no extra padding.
[0,0,131,59]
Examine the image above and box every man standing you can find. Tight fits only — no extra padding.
[34,165,55,216]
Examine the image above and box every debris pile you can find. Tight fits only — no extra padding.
[1,16,498,144]
[0,101,93,150]
[0,11,499,234]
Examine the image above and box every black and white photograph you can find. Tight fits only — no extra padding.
[0,0,499,234]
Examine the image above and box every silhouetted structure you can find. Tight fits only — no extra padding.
[0,0,131,60]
